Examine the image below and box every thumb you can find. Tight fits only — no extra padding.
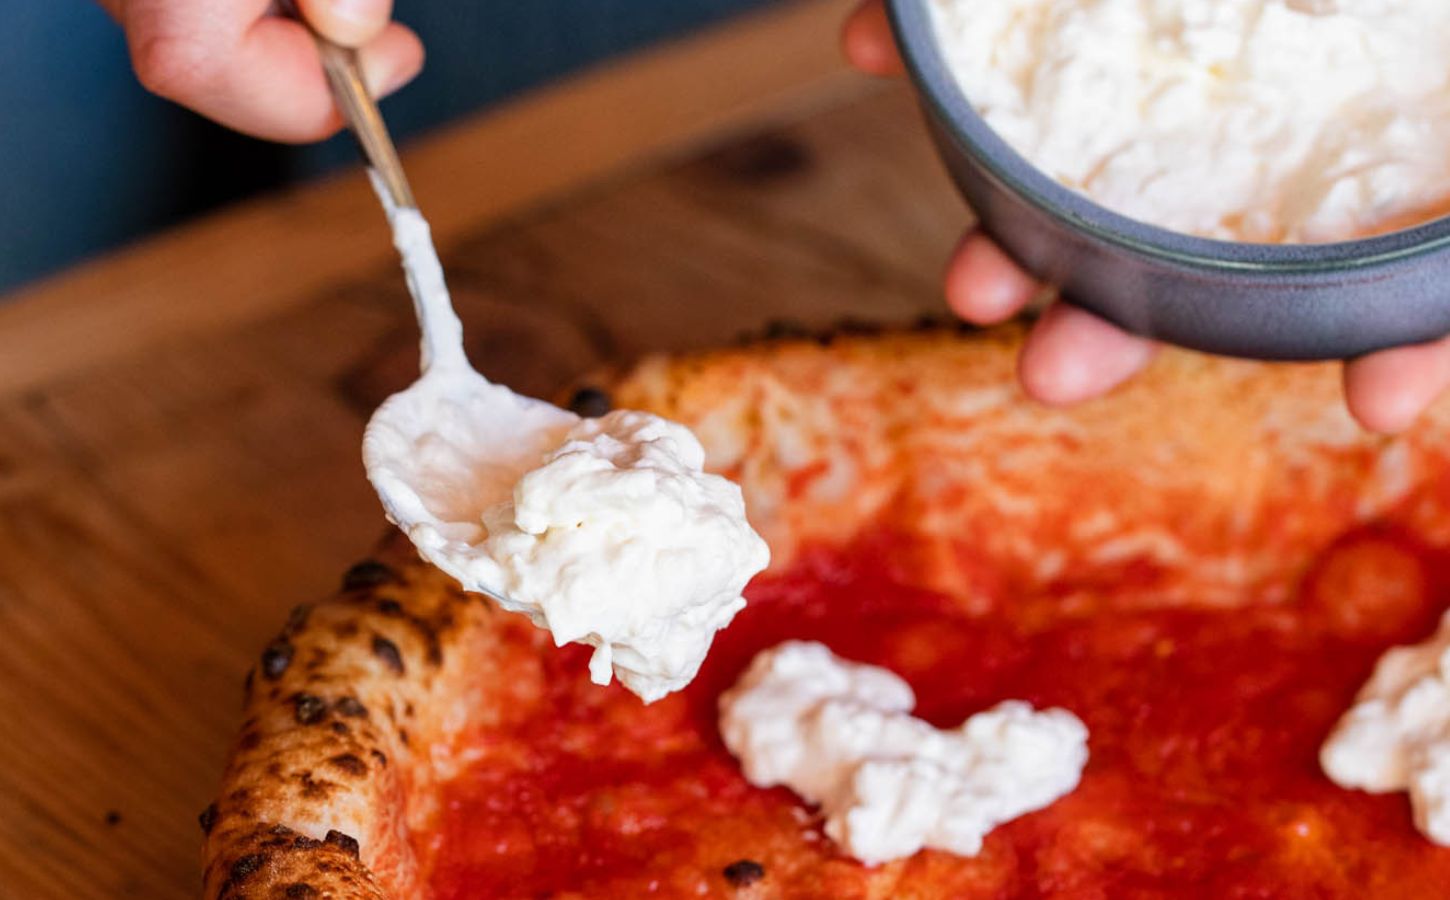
[295,0,393,48]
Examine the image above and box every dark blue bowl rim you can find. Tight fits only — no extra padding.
[885,0,1450,275]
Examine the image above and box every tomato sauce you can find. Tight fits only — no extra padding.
[424,526,1450,898]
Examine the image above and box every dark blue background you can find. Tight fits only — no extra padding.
[1,0,777,293]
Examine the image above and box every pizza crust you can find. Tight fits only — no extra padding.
[201,546,534,899]
[202,324,1450,898]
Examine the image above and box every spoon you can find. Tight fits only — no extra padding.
[289,11,771,704]
[282,7,583,605]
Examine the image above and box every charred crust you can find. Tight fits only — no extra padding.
[242,668,254,701]
[738,317,908,349]
[237,730,261,751]
[834,318,884,337]
[375,599,403,617]
[567,386,612,418]
[284,885,319,899]
[200,800,218,834]
[369,749,388,768]
[328,753,368,777]
[723,859,765,887]
[330,721,350,736]
[334,696,368,719]
[342,560,398,592]
[762,319,811,341]
[298,772,337,799]
[370,635,405,676]
[283,604,313,637]
[260,640,295,681]
[324,830,361,859]
[104,810,122,826]
[225,854,263,890]
[292,694,327,725]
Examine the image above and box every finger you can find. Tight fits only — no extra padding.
[1343,335,1450,434]
[841,0,905,77]
[1018,303,1157,406]
[296,0,392,48]
[127,0,423,142]
[943,232,1039,324]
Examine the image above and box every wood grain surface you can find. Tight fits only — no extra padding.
[0,8,970,897]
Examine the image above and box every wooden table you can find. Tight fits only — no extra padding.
[0,2,969,895]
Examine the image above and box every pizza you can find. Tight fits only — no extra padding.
[201,323,1450,898]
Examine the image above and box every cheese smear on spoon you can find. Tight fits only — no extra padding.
[364,189,769,704]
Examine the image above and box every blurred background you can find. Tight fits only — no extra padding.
[1,0,779,294]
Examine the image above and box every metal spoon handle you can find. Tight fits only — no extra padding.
[276,0,415,209]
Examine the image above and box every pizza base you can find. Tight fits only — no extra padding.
[202,324,1450,898]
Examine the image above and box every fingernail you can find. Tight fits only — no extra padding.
[309,0,389,46]
[360,49,414,98]
[327,0,387,26]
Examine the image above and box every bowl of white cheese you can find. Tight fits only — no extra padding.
[887,0,1450,360]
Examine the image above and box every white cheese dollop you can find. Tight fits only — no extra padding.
[718,640,1088,865]
[929,0,1450,242]
[482,410,770,703]
[1321,610,1450,845]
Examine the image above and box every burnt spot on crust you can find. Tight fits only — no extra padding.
[371,635,405,676]
[375,598,403,617]
[104,810,122,826]
[330,721,350,737]
[324,830,361,859]
[298,772,338,800]
[303,646,329,673]
[334,696,368,719]
[424,630,443,666]
[723,859,765,887]
[332,621,360,640]
[260,823,299,848]
[343,560,398,592]
[260,640,295,681]
[567,386,612,418]
[225,854,263,891]
[835,318,885,337]
[763,319,812,341]
[738,317,900,349]
[284,884,319,899]
[370,749,388,769]
[293,694,327,725]
[328,753,368,777]
[242,668,254,702]
[398,728,410,747]
[283,604,313,637]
